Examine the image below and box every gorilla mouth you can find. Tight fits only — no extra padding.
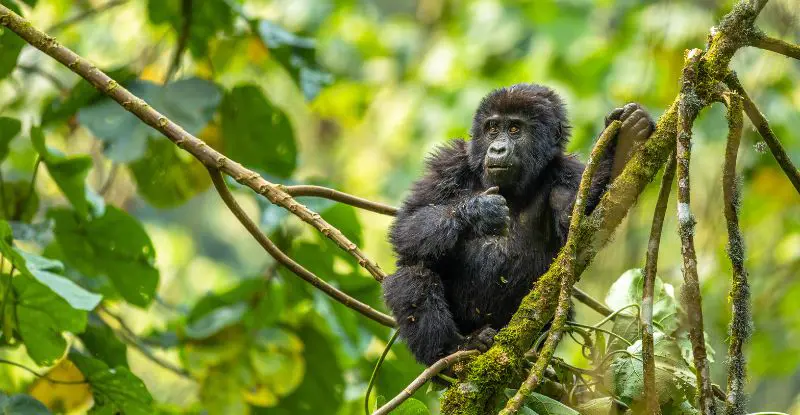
[487,165,511,172]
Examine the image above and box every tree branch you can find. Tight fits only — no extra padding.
[207,168,396,327]
[499,121,620,415]
[721,92,752,415]
[676,48,716,415]
[46,0,128,33]
[373,350,479,415]
[0,5,388,283]
[641,153,676,415]
[571,286,612,317]
[281,185,398,216]
[724,72,800,194]
[750,32,800,60]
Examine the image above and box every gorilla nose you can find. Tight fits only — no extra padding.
[488,142,508,158]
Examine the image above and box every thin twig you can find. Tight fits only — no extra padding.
[721,92,752,415]
[207,168,396,327]
[725,72,800,194]
[18,156,41,220]
[373,349,479,415]
[99,162,119,196]
[750,32,800,60]
[46,0,128,33]
[571,286,612,317]
[165,0,193,82]
[0,6,388,283]
[282,185,398,216]
[676,49,716,415]
[365,330,399,415]
[0,358,88,384]
[500,121,621,415]
[97,307,192,379]
[641,152,676,415]
[17,64,68,91]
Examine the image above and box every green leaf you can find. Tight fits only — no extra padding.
[0,117,21,161]
[31,127,93,218]
[605,269,679,333]
[0,1,25,81]
[392,398,431,415]
[70,352,153,415]
[51,207,159,307]
[0,180,39,222]
[575,397,618,415]
[79,313,129,368]
[42,68,136,126]
[147,0,234,58]
[128,138,210,208]
[77,78,221,162]
[185,302,248,340]
[523,392,579,415]
[14,273,87,366]
[0,393,52,415]
[220,85,297,178]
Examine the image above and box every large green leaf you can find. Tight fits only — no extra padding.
[392,398,431,415]
[0,180,39,222]
[0,117,21,161]
[605,269,679,333]
[220,85,297,179]
[185,302,248,340]
[13,273,87,366]
[0,1,24,81]
[31,127,93,218]
[51,207,159,307]
[0,393,51,415]
[128,138,210,208]
[77,78,221,162]
[70,352,153,415]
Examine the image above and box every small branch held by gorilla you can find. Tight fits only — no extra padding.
[207,168,397,327]
[675,49,716,415]
[724,72,800,195]
[721,92,752,415]
[641,152,676,415]
[281,185,398,216]
[0,5,389,285]
[372,349,479,415]
[500,121,620,415]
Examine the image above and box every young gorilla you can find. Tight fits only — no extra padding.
[383,84,654,365]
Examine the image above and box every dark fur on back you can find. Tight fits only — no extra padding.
[384,84,627,365]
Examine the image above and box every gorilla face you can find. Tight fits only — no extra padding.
[468,84,570,195]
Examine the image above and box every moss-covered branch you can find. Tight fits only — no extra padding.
[0,4,388,283]
[750,32,800,60]
[642,153,675,415]
[499,121,620,415]
[720,93,752,415]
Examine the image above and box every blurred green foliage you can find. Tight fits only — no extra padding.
[0,0,798,413]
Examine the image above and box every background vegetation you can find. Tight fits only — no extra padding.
[0,0,798,413]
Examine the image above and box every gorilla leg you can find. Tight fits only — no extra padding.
[383,264,462,365]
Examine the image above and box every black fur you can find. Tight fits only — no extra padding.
[384,84,653,365]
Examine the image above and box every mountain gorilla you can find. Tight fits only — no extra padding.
[383,84,654,365]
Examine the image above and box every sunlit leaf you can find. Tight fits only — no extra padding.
[605,269,679,334]
[28,359,92,413]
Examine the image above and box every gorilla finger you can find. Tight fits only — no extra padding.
[604,108,624,126]
[482,186,500,195]
[621,108,646,131]
[633,116,653,136]
[620,103,639,121]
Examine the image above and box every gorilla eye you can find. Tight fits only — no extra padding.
[488,126,499,135]
[509,125,520,134]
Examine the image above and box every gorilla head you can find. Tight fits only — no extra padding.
[468,84,571,194]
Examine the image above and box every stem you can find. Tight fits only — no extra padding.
[750,32,800,60]
[499,121,620,415]
[0,358,87,384]
[721,92,751,415]
[676,49,715,415]
[365,330,399,415]
[18,156,41,220]
[641,152,676,415]
[0,5,387,283]
[282,185,398,216]
[571,286,612,317]
[373,350,479,415]
[165,0,193,82]
[724,72,800,195]
[208,168,396,327]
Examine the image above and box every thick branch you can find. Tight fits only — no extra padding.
[499,121,620,415]
[724,73,800,194]
[721,93,752,415]
[281,185,398,216]
[676,49,716,415]
[0,5,387,283]
[207,168,396,327]
[373,350,479,415]
[750,32,800,60]
[642,153,676,415]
